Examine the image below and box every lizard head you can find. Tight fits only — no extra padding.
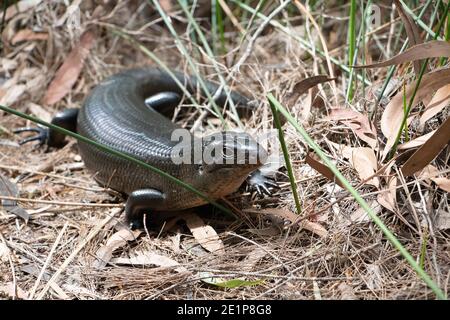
[193,131,267,198]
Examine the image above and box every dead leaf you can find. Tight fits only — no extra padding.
[26,102,52,122]
[240,248,267,272]
[286,75,335,107]
[401,117,450,176]
[183,213,225,254]
[417,165,450,193]
[43,31,95,105]
[377,177,397,213]
[0,282,28,299]
[394,0,423,74]
[306,153,345,189]
[251,208,328,238]
[111,251,186,273]
[256,208,297,225]
[381,68,450,159]
[0,242,10,262]
[326,108,377,148]
[0,84,26,106]
[94,228,142,269]
[3,0,43,21]
[420,84,450,126]
[353,41,450,69]
[365,264,383,290]
[0,173,30,221]
[338,282,357,300]
[347,147,379,188]
[398,130,436,150]
[54,0,82,26]
[11,29,48,44]
[435,210,450,230]
[349,201,381,225]
[301,220,328,238]
[160,0,174,12]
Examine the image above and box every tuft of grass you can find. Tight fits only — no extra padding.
[266,93,446,300]
[371,0,442,122]
[389,1,450,158]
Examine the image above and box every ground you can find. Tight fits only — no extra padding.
[0,1,449,300]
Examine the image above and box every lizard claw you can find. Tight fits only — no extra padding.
[14,126,49,148]
[246,170,279,196]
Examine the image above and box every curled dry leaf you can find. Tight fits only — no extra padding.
[257,207,297,226]
[420,84,450,126]
[305,152,345,189]
[0,173,30,221]
[418,165,450,193]
[255,208,328,238]
[183,213,225,254]
[11,29,48,45]
[353,41,450,69]
[286,75,335,107]
[0,81,26,106]
[345,147,379,188]
[301,220,328,239]
[240,248,267,272]
[94,228,143,269]
[401,117,450,176]
[326,108,377,148]
[348,200,381,225]
[394,0,423,74]
[43,31,96,105]
[377,177,397,213]
[398,130,436,150]
[3,0,43,21]
[26,102,52,122]
[381,68,450,159]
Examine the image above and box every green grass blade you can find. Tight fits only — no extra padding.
[176,0,243,128]
[231,0,371,86]
[347,0,357,101]
[268,99,302,215]
[399,0,445,40]
[369,0,433,121]
[149,0,227,127]
[215,0,226,54]
[266,93,446,300]
[389,1,450,158]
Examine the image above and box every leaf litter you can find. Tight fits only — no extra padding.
[0,0,449,300]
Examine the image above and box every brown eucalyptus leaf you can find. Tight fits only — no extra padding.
[381,68,450,159]
[183,213,225,254]
[401,117,450,176]
[43,31,95,105]
[394,0,423,74]
[353,41,450,69]
[420,84,450,126]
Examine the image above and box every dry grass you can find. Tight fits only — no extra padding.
[0,1,449,300]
